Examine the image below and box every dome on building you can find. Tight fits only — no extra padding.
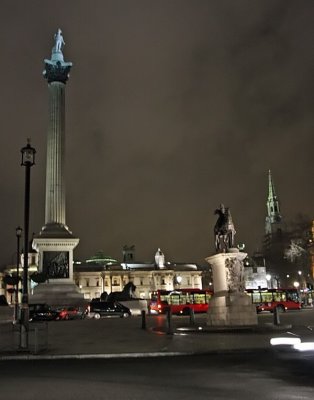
[85,251,117,265]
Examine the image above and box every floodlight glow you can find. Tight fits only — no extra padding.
[176,275,182,284]
[270,337,301,346]
[293,342,314,352]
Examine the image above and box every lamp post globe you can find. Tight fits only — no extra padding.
[21,140,36,167]
[20,139,36,349]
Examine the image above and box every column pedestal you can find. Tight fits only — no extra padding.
[32,224,85,307]
[205,249,257,326]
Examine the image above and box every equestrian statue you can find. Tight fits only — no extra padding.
[214,203,236,252]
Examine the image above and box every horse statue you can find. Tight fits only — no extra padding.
[214,204,236,252]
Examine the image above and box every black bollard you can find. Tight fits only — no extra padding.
[166,307,173,335]
[189,308,195,326]
[141,310,146,330]
[273,306,280,326]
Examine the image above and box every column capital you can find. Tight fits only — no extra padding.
[43,56,72,84]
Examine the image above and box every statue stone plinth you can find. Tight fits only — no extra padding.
[205,249,257,327]
[29,282,87,308]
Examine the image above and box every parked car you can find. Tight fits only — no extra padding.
[29,303,59,322]
[87,301,131,319]
[56,306,86,320]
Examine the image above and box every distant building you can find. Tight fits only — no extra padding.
[262,171,313,288]
[0,246,204,304]
[243,252,268,289]
[1,241,39,304]
[262,170,290,286]
[73,247,203,300]
[265,170,283,236]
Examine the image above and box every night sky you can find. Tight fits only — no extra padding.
[0,1,313,267]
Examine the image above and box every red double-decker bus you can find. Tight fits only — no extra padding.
[246,288,302,313]
[149,288,213,315]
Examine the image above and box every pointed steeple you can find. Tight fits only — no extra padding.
[265,170,282,234]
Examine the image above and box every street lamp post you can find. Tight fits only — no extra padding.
[14,226,22,323]
[20,139,36,349]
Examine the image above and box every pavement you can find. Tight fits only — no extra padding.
[1,310,310,360]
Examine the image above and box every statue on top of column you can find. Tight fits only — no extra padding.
[214,204,236,252]
[54,28,65,52]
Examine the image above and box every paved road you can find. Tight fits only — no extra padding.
[1,351,314,400]
[257,307,314,326]
[1,308,314,399]
[1,307,314,358]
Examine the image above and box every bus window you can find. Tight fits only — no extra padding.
[180,294,188,304]
[273,292,286,302]
[193,293,206,304]
[160,294,168,303]
[260,292,273,303]
[205,293,212,303]
[251,293,262,303]
[170,294,180,305]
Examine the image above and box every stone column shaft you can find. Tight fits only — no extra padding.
[45,82,66,225]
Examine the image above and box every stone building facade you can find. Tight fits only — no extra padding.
[1,249,204,304]
[73,262,203,300]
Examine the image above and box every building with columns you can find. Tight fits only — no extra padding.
[1,248,204,305]
[73,248,203,300]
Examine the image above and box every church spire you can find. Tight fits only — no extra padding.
[265,170,282,234]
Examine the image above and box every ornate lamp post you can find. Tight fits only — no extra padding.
[20,139,36,349]
[14,226,22,323]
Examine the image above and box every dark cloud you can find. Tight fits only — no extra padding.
[0,1,313,267]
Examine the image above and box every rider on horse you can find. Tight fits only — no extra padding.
[214,204,236,252]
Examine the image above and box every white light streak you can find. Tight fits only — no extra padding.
[270,337,301,346]
[293,342,314,352]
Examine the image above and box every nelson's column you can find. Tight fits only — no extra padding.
[32,29,84,305]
